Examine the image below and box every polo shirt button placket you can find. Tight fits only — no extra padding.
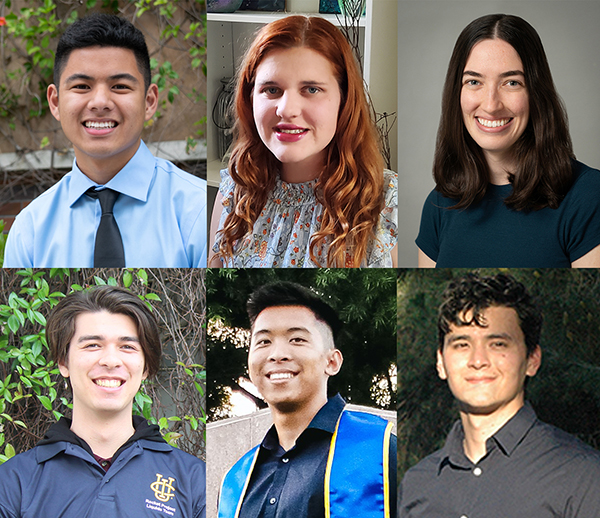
[269,497,277,505]
[282,457,289,463]
[473,467,482,477]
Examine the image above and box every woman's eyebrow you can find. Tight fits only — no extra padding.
[462,70,524,78]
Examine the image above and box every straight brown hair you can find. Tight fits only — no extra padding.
[434,14,574,211]
[46,286,161,377]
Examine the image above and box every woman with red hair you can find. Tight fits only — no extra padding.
[209,15,397,268]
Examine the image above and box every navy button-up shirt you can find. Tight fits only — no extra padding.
[400,402,600,517]
[239,394,397,518]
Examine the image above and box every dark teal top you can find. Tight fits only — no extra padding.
[416,161,600,267]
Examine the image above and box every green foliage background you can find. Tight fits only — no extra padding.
[398,268,600,480]
[0,268,206,464]
[207,269,397,420]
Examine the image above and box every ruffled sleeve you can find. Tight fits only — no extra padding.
[212,169,235,254]
[366,169,398,267]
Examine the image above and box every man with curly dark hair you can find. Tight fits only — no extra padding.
[400,272,600,517]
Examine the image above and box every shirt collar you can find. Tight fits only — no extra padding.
[439,401,538,471]
[261,393,347,452]
[67,140,156,207]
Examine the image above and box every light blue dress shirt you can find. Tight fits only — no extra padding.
[4,141,207,267]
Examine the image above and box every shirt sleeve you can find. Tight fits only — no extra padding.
[212,169,236,254]
[3,214,34,268]
[562,166,600,261]
[367,170,398,267]
[415,189,442,262]
[187,201,207,268]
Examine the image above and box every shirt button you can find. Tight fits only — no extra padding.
[473,467,482,476]
[460,515,468,518]
[269,498,277,505]
[282,457,289,463]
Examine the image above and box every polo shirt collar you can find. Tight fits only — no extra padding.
[439,401,538,472]
[67,140,155,207]
[262,393,346,452]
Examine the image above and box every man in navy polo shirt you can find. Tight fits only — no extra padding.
[0,286,206,518]
[218,282,396,518]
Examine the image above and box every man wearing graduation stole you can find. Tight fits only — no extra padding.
[218,282,396,518]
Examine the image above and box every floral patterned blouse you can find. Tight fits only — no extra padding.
[212,169,397,268]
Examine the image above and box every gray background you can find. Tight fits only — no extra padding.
[397,0,600,267]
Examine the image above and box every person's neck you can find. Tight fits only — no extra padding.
[459,399,524,464]
[280,157,323,184]
[271,394,328,451]
[76,141,140,185]
[69,406,136,458]
[484,151,516,185]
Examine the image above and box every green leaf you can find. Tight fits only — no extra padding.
[4,444,16,459]
[7,315,19,334]
[107,277,118,287]
[189,416,198,430]
[145,293,161,301]
[94,276,106,286]
[123,270,133,288]
[158,417,168,429]
[38,395,53,411]
[137,269,148,284]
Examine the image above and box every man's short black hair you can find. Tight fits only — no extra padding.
[247,282,342,340]
[54,13,151,91]
[438,272,542,356]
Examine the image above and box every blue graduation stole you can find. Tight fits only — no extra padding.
[218,408,394,518]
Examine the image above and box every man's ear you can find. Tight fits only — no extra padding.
[58,360,70,378]
[144,83,159,121]
[526,345,542,377]
[436,349,448,380]
[325,348,343,377]
[47,84,61,121]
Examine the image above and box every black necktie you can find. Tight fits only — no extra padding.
[86,187,125,267]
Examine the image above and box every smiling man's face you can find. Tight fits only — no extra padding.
[59,311,147,421]
[437,305,541,418]
[47,45,158,180]
[248,305,342,414]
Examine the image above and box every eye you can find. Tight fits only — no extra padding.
[290,337,307,344]
[306,86,320,94]
[505,80,523,88]
[491,341,508,348]
[261,86,280,96]
[121,343,138,351]
[83,342,100,349]
[113,84,132,91]
[451,342,469,350]
[464,79,480,87]
[253,338,271,348]
[72,84,90,90]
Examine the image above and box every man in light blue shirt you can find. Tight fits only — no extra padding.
[4,14,206,268]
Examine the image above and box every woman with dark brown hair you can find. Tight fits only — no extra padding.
[208,15,397,268]
[417,14,600,267]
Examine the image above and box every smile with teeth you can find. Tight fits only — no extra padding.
[94,379,124,388]
[276,128,307,134]
[84,121,117,129]
[268,372,296,380]
[477,117,512,128]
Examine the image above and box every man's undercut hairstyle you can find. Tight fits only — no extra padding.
[46,285,161,377]
[247,281,342,344]
[54,13,151,91]
[438,273,542,356]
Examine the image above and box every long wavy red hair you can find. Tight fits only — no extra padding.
[216,15,384,267]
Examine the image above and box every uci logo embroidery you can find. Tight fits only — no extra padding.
[150,473,176,502]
